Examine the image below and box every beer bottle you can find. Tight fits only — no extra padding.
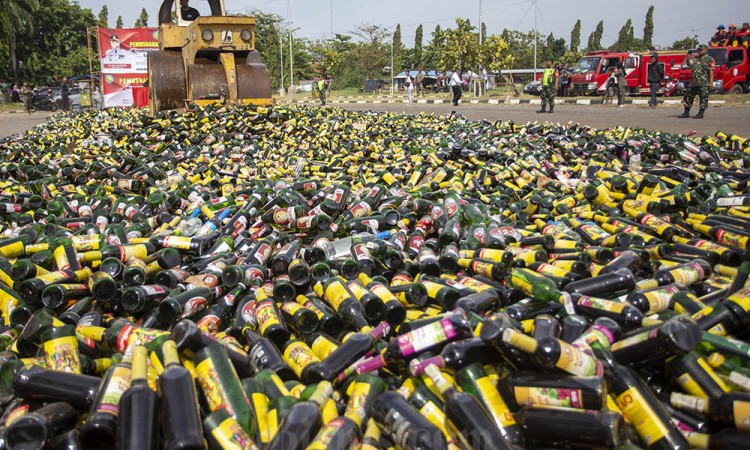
[12,363,101,410]
[357,273,406,326]
[610,315,700,367]
[265,381,333,450]
[255,297,290,349]
[665,351,731,400]
[194,344,254,435]
[571,294,656,329]
[683,429,750,450]
[639,259,713,290]
[158,340,206,450]
[305,416,361,450]
[371,390,449,450]
[670,391,750,431]
[508,268,565,303]
[87,271,118,303]
[343,373,386,429]
[497,370,608,411]
[119,284,170,314]
[4,402,77,450]
[117,346,158,450]
[408,337,502,376]
[244,328,296,381]
[158,286,222,326]
[515,407,627,448]
[562,268,637,298]
[502,328,604,377]
[609,363,690,450]
[423,363,514,450]
[170,319,251,379]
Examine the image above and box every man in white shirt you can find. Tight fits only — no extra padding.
[449,68,462,106]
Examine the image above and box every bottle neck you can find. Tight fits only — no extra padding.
[670,392,709,413]
[162,340,181,367]
[423,363,455,397]
[502,328,539,354]
[131,346,148,381]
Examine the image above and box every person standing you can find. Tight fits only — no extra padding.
[647,52,664,108]
[405,71,414,103]
[449,68,462,106]
[20,82,32,114]
[60,77,70,112]
[316,78,327,106]
[415,68,424,97]
[679,44,714,119]
[614,62,628,107]
[537,60,558,113]
[179,0,200,21]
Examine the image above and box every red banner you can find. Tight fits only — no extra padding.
[98,28,158,107]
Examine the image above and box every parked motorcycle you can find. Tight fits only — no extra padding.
[29,89,58,112]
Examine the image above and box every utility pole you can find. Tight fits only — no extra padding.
[330,0,334,38]
[533,0,538,79]
[288,0,293,87]
[280,29,284,94]
[391,35,394,95]
[479,0,482,46]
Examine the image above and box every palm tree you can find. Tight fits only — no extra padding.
[0,0,40,80]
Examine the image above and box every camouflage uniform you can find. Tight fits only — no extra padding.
[682,53,715,113]
[538,66,558,113]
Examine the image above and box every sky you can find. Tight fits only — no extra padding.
[79,0,744,50]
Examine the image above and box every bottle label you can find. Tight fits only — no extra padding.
[256,301,280,336]
[476,376,517,426]
[197,314,221,334]
[444,197,459,217]
[370,283,398,303]
[311,334,338,359]
[345,380,372,426]
[140,285,167,296]
[611,328,658,352]
[116,325,168,353]
[716,229,748,249]
[615,387,671,446]
[418,401,451,438]
[43,334,81,374]
[280,301,306,317]
[5,405,29,427]
[182,296,208,318]
[210,416,255,450]
[324,281,350,311]
[397,318,456,357]
[97,365,132,415]
[675,373,705,397]
[307,419,347,449]
[196,358,233,415]
[251,392,271,444]
[273,207,296,225]
[644,285,681,313]
[162,236,193,250]
[349,201,372,219]
[514,386,584,409]
[556,340,603,376]
[253,243,272,266]
[576,296,627,314]
[733,400,750,430]
[668,261,705,286]
[282,341,320,377]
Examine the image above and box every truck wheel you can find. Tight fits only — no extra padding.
[730,84,744,94]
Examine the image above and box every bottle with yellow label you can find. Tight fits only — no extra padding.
[117,346,158,450]
[665,351,731,400]
[78,348,132,449]
[194,343,254,435]
[158,340,206,450]
[670,391,750,432]
[371,390,450,450]
[40,324,81,374]
[265,381,332,450]
[609,363,689,450]
[423,363,514,450]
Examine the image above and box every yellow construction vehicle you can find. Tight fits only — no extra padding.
[148,0,274,113]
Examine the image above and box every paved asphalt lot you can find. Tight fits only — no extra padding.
[2,103,749,139]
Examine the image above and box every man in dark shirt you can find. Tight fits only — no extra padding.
[180,0,200,21]
[647,52,664,108]
[61,77,70,111]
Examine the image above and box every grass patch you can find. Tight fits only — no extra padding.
[0,103,24,113]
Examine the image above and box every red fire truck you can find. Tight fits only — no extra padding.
[676,46,749,94]
[570,50,686,96]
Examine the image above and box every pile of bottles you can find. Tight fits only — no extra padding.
[0,104,747,449]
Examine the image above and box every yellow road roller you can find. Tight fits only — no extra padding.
[148,0,274,113]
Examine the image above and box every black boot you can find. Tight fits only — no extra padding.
[548,104,554,113]
[678,108,690,118]
[536,106,547,113]
[694,109,704,119]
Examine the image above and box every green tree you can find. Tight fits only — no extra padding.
[11,0,96,84]
[480,34,511,73]
[643,5,654,49]
[423,25,444,71]
[0,0,39,80]
[545,33,566,60]
[98,5,108,28]
[392,24,403,74]
[500,29,536,69]
[481,22,487,43]
[350,23,389,82]
[134,8,148,27]
[116,15,123,29]
[611,19,634,51]
[441,18,479,72]
[570,19,581,51]
[413,24,423,68]
[587,20,604,50]
[669,35,698,50]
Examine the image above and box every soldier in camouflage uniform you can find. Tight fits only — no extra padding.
[537,60,559,114]
[679,44,715,119]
